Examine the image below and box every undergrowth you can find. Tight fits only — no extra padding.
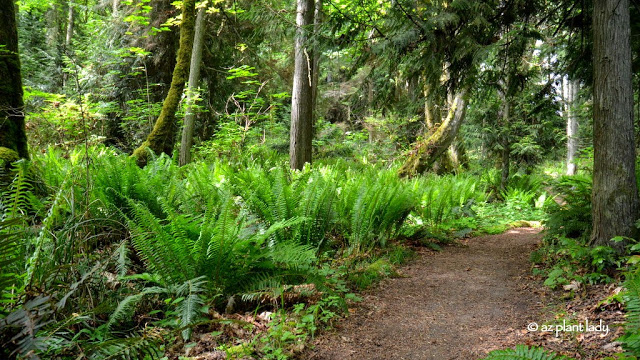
[0,146,547,359]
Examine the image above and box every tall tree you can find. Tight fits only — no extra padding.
[310,0,322,126]
[179,5,206,166]
[289,0,315,170]
[591,0,639,248]
[563,76,579,175]
[133,0,196,167]
[0,0,29,162]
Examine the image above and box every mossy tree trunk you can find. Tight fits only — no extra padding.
[590,0,639,249]
[398,88,468,178]
[0,0,29,163]
[178,6,206,167]
[133,0,196,167]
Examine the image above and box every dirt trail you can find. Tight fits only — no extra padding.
[306,228,543,360]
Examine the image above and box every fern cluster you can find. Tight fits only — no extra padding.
[338,169,416,250]
[411,173,485,226]
[620,269,640,355]
[543,174,592,241]
[481,344,573,359]
[125,194,316,297]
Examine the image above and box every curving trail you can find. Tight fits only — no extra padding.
[305,228,543,360]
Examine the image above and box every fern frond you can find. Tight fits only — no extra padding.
[88,332,162,360]
[106,286,166,331]
[481,345,572,360]
[174,276,207,340]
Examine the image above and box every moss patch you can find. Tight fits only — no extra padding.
[348,259,397,289]
[0,146,19,166]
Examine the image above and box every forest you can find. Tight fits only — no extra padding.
[1,0,640,358]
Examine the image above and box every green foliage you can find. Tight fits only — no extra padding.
[337,169,415,251]
[86,331,163,360]
[0,218,24,315]
[232,165,336,249]
[535,236,624,288]
[543,175,592,240]
[125,193,316,297]
[0,296,56,359]
[106,276,207,340]
[256,294,351,359]
[619,267,640,356]
[532,173,612,289]
[481,344,573,360]
[411,173,484,227]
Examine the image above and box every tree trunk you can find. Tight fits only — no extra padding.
[398,89,468,177]
[591,0,639,249]
[112,0,119,15]
[564,76,579,175]
[65,2,74,48]
[310,0,322,127]
[133,0,196,167]
[500,144,510,190]
[289,0,315,170]
[423,82,436,129]
[499,88,511,190]
[0,0,29,162]
[62,1,74,87]
[179,6,206,167]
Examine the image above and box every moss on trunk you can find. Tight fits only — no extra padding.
[398,89,468,178]
[132,0,196,167]
[0,0,29,161]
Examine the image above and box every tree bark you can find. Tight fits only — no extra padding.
[310,0,322,127]
[563,76,579,175]
[179,6,206,167]
[65,2,74,48]
[398,89,468,177]
[0,0,29,162]
[289,0,315,170]
[423,82,436,129]
[62,1,74,87]
[591,0,639,249]
[498,83,511,190]
[133,0,196,167]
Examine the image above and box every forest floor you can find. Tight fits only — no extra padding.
[303,228,625,360]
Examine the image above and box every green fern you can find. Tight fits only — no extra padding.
[106,286,166,331]
[232,165,337,248]
[124,190,316,297]
[481,345,573,360]
[338,170,415,250]
[0,218,24,313]
[88,332,162,360]
[543,175,592,241]
[620,271,640,355]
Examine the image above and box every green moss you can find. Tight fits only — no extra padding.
[348,259,397,289]
[386,245,416,265]
[225,343,253,358]
[0,146,19,165]
[132,141,151,167]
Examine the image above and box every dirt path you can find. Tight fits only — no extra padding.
[305,228,543,360]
